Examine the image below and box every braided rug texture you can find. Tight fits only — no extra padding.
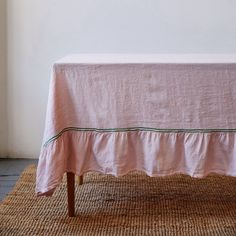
[0,165,236,236]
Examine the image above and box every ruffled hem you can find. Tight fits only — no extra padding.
[36,130,236,196]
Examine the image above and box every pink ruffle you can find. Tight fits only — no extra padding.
[36,131,236,196]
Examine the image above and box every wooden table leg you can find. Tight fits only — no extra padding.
[67,172,75,217]
[77,175,83,185]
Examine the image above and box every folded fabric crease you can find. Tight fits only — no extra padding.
[36,130,236,196]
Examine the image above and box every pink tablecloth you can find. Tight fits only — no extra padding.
[36,54,236,196]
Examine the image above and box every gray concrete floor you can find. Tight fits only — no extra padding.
[0,158,38,201]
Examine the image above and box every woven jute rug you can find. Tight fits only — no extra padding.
[0,165,236,236]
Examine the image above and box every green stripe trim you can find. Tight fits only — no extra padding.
[43,127,236,147]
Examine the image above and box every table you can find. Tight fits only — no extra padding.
[36,54,236,217]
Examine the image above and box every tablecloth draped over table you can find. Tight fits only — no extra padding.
[36,55,236,196]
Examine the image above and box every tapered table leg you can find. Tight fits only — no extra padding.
[67,172,75,217]
[77,175,83,185]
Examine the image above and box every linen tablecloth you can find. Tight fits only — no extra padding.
[36,54,236,196]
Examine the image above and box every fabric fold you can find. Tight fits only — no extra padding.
[36,130,236,196]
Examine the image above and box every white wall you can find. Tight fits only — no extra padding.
[0,0,7,157]
[5,0,236,158]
